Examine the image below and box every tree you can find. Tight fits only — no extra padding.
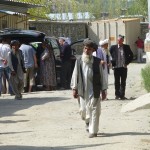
[127,0,148,19]
[18,0,48,19]
[16,0,148,21]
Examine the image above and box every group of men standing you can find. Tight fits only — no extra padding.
[0,37,37,100]
[71,35,133,138]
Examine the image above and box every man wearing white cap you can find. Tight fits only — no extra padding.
[96,39,111,100]
[99,39,111,73]
[110,35,133,100]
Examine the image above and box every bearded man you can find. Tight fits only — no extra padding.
[70,39,107,138]
[8,40,26,100]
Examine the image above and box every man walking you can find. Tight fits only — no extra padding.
[71,39,107,138]
[110,35,133,100]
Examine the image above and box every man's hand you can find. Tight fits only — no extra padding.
[73,89,78,98]
[101,90,106,100]
[11,71,16,76]
[101,60,106,65]
[3,59,8,65]
[123,64,127,68]
[35,63,38,68]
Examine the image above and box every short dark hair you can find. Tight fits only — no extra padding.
[10,40,20,46]
[83,39,95,48]
[118,34,125,40]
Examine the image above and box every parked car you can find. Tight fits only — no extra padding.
[0,29,84,89]
[0,29,62,88]
[70,39,85,58]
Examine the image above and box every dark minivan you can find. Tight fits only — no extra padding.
[0,29,62,87]
[0,29,84,89]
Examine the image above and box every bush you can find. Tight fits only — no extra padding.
[141,64,150,92]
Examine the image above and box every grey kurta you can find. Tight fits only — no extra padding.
[8,51,24,98]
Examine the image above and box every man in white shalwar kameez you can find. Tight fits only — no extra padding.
[97,39,112,100]
[71,39,107,138]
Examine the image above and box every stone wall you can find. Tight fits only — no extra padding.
[29,20,149,45]
[29,21,88,43]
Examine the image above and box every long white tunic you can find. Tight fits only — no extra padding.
[71,57,104,134]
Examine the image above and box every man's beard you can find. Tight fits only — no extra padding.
[82,53,92,64]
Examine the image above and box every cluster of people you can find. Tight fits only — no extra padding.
[71,35,133,138]
[0,37,57,100]
[0,34,138,138]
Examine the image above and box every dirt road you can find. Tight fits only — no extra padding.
[0,62,150,150]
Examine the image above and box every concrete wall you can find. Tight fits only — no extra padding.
[124,19,140,55]
[140,22,149,39]
[88,18,141,56]
[29,19,148,57]
[0,12,28,30]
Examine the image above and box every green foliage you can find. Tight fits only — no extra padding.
[128,0,148,17]
[141,64,150,92]
[16,0,148,20]
[17,0,48,19]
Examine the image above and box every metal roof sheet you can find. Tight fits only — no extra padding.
[0,10,26,16]
[0,0,43,14]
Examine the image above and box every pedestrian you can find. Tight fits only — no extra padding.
[71,39,107,138]
[98,39,112,74]
[59,37,72,89]
[0,37,6,94]
[135,37,144,63]
[35,43,44,86]
[19,42,38,92]
[110,34,133,100]
[96,39,111,100]
[0,37,13,96]
[40,41,57,91]
[8,40,26,100]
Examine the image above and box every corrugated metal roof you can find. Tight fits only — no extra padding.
[0,10,26,16]
[0,0,43,14]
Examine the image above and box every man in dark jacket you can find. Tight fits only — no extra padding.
[59,37,72,89]
[110,35,133,100]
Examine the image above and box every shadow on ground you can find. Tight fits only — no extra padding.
[0,143,119,150]
[0,95,70,118]
[99,132,150,137]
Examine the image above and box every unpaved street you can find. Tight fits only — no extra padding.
[0,62,150,150]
